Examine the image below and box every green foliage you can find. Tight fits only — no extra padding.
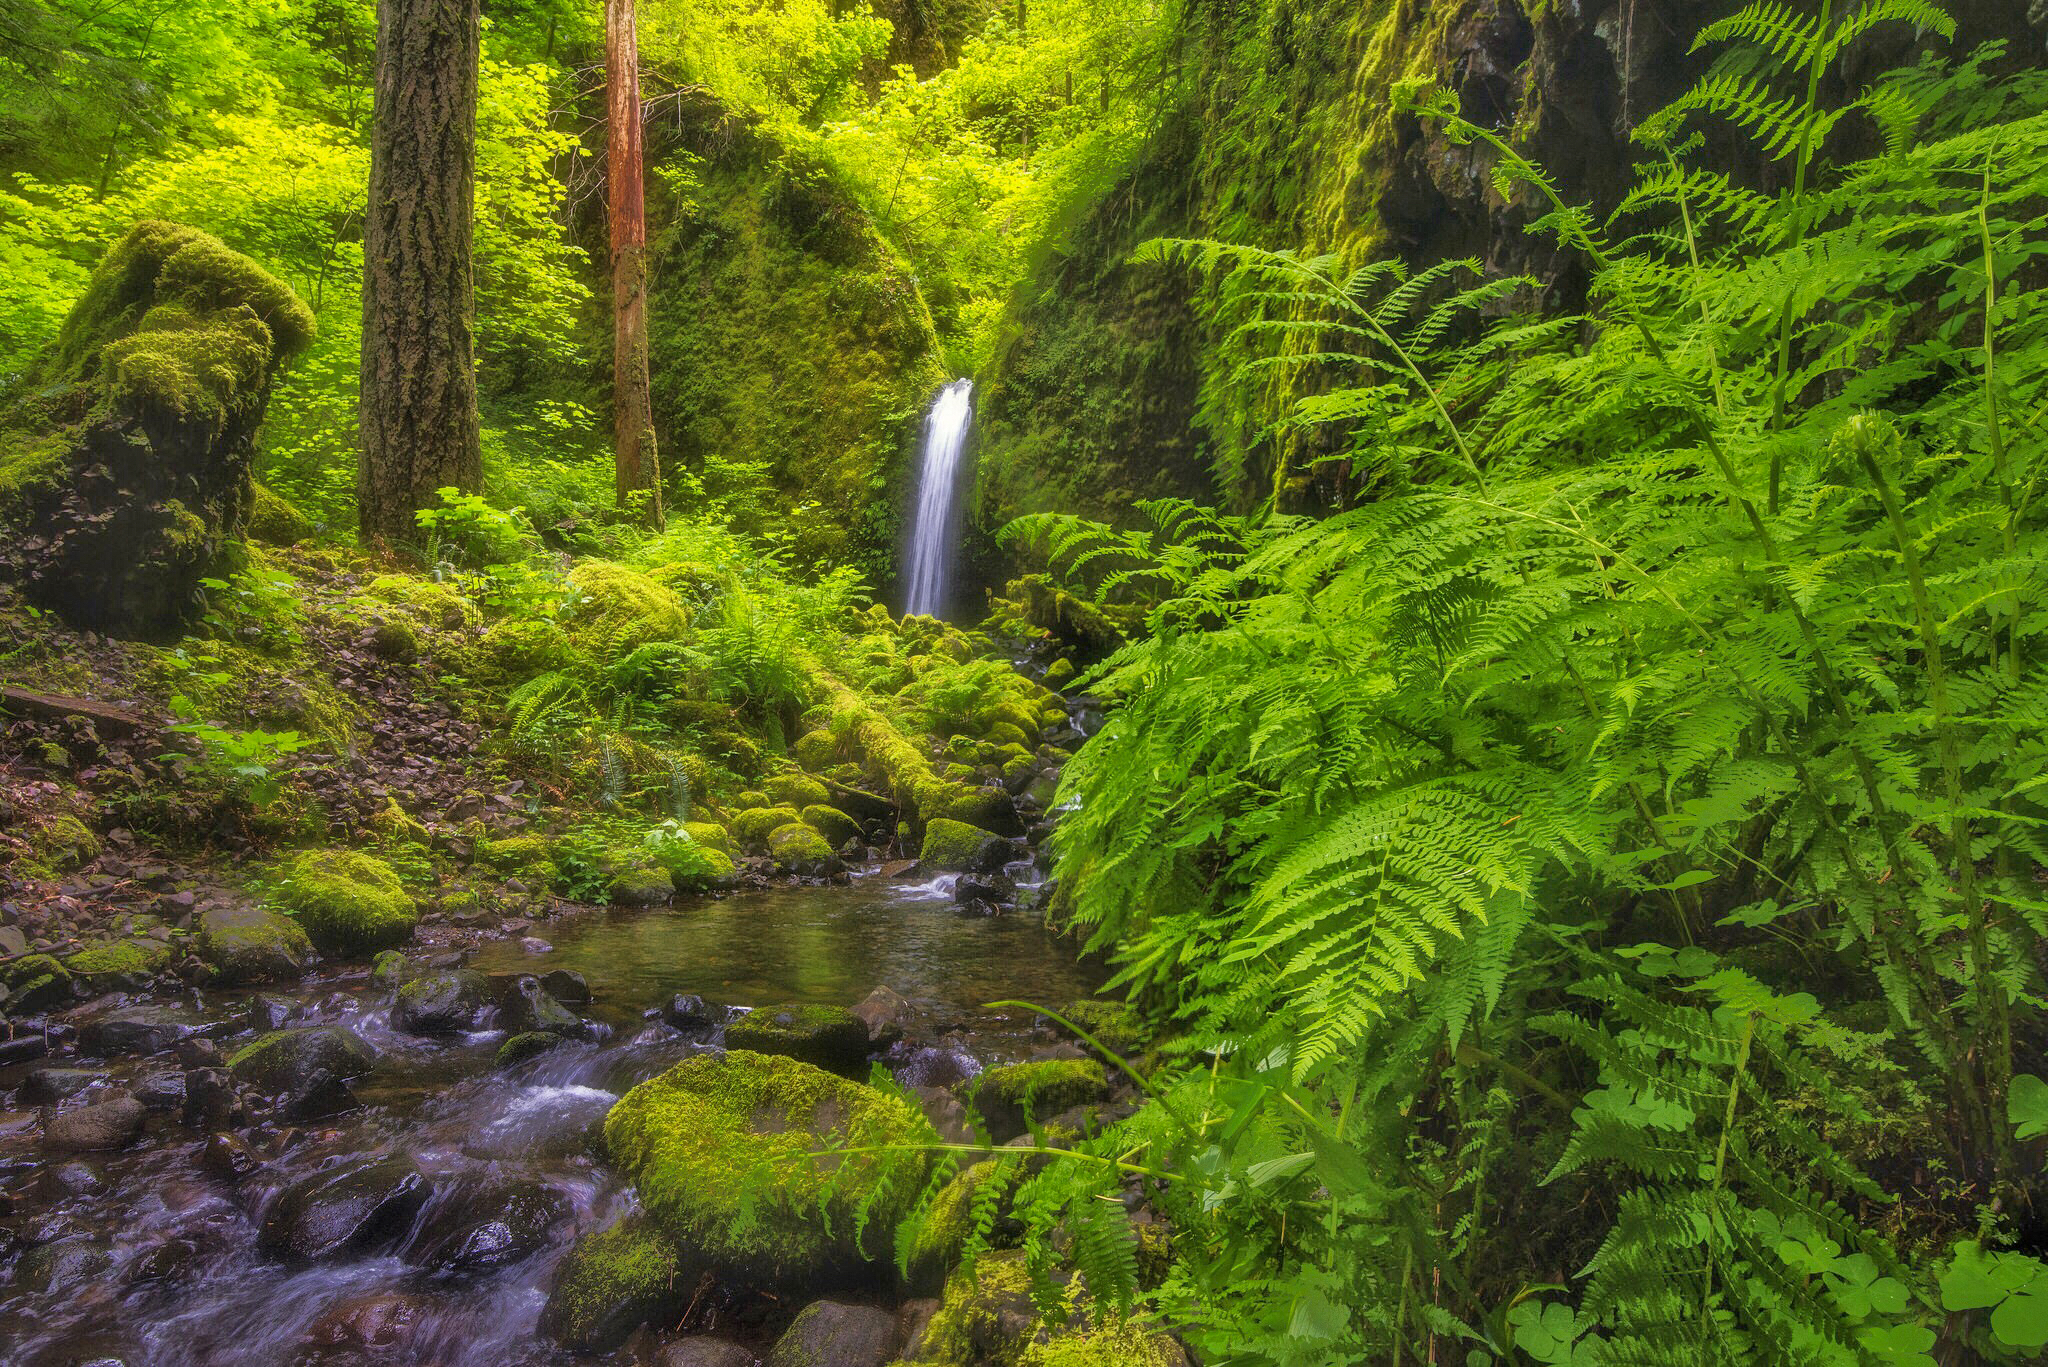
[164,698,314,811]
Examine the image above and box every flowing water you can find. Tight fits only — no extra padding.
[901,379,974,619]
[0,870,1102,1366]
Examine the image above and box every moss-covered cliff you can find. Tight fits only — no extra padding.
[643,93,949,583]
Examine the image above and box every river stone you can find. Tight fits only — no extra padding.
[497,974,582,1036]
[259,1158,434,1261]
[603,1051,929,1288]
[915,819,1012,875]
[20,1066,108,1105]
[663,993,718,1031]
[610,864,675,906]
[404,1174,570,1274]
[764,1300,899,1367]
[132,1069,186,1111]
[540,1214,695,1354]
[3,953,72,1013]
[392,969,491,1036]
[495,1030,566,1068]
[195,905,313,985]
[297,1290,432,1352]
[767,822,842,878]
[658,1339,754,1367]
[77,1005,199,1057]
[961,1059,1109,1144]
[226,1025,377,1096]
[16,1236,113,1295]
[541,968,590,1004]
[850,986,915,1049]
[43,1096,146,1150]
[725,1003,870,1076]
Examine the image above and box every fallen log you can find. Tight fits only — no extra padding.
[0,687,146,737]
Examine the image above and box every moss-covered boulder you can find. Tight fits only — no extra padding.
[196,905,313,985]
[2,953,72,1013]
[0,221,314,637]
[562,560,690,657]
[603,1051,928,1287]
[801,805,863,849]
[362,573,477,632]
[794,729,841,771]
[540,1214,693,1353]
[391,969,491,1036]
[245,481,312,545]
[734,805,805,849]
[918,820,1010,875]
[63,936,171,983]
[645,92,947,577]
[681,821,734,856]
[271,849,417,955]
[666,842,737,892]
[768,822,842,878]
[905,1251,1187,1366]
[725,1003,871,1075]
[496,1030,566,1068]
[962,1060,1108,1144]
[227,1025,377,1096]
[767,772,831,810]
[609,864,676,906]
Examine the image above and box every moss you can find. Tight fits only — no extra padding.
[3,953,72,1011]
[801,804,862,848]
[768,822,838,873]
[196,906,313,985]
[462,618,576,684]
[736,790,771,809]
[766,772,831,810]
[29,814,99,874]
[603,1051,928,1284]
[610,864,676,905]
[666,842,737,892]
[225,1024,376,1092]
[361,573,480,633]
[734,805,805,849]
[907,1163,1015,1286]
[370,949,419,989]
[681,821,733,855]
[476,834,554,871]
[964,1060,1108,1140]
[541,1216,686,1353]
[919,819,1003,872]
[1041,659,1075,689]
[937,788,1018,834]
[1056,1000,1146,1057]
[0,427,69,519]
[369,797,429,847]
[563,560,690,657]
[910,1251,1184,1367]
[497,1030,566,1068]
[271,848,417,954]
[245,481,313,545]
[63,937,170,978]
[793,729,840,770]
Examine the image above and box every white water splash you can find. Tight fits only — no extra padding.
[903,378,974,618]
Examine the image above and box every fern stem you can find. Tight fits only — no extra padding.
[1702,1012,1756,1351]
[1764,0,1836,515]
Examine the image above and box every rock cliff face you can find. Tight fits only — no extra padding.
[971,0,2044,558]
[0,220,313,637]
[642,93,948,584]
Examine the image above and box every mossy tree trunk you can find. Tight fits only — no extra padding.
[358,0,482,550]
[608,0,662,528]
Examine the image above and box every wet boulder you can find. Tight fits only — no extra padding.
[849,985,915,1050]
[916,820,1014,875]
[540,1214,695,1354]
[0,220,314,637]
[541,968,591,1004]
[259,1158,434,1261]
[2,953,73,1013]
[77,1005,201,1057]
[391,969,491,1036]
[725,1003,870,1076]
[602,1051,929,1288]
[663,993,719,1032]
[43,1096,146,1151]
[20,1067,108,1105]
[609,864,675,907]
[657,1339,755,1367]
[15,1236,113,1295]
[225,1025,377,1097]
[403,1173,570,1274]
[195,905,313,985]
[960,1059,1108,1144]
[269,849,417,955]
[497,974,583,1036]
[764,1300,899,1367]
[495,1030,567,1068]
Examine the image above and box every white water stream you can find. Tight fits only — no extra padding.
[902,377,974,617]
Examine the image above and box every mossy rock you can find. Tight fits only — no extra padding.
[196,905,313,985]
[369,950,422,990]
[917,820,1009,874]
[2,954,72,1013]
[63,937,171,981]
[463,618,577,684]
[563,561,690,658]
[1054,1000,1145,1057]
[983,723,1031,751]
[226,1025,376,1095]
[906,1164,1020,1291]
[962,1060,1109,1143]
[1041,658,1075,689]
[30,815,100,875]
[609,864,675,906]
[793,729,840,771]
[801,805,862,849]
[766,772,831,810]
[367,615,419,662]
[768,822,841,877]
[725,1003,871,1074]
[475,834,555,875]
[362,574,478,631]
[245,481,313,545]
[667,843,737,893]
[539,1214,692,1353]
[497,1031,567,1068]
[936,789,1023,838]
[270,849,417,955]
[6,221,315,637]
[603,1051,928,1287]
[369,797,429,848]
[734,806,805,849]
[906,1250,1186,1365]
[681,821,733,856]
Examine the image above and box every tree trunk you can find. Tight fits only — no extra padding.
[608,0,663,527]
[358,0,483,549]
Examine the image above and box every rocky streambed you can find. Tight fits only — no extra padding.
[0,868,1150,1367]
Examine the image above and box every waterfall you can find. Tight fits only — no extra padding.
[902,378,974,618]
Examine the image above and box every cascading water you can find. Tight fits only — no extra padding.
[902,377,974,617]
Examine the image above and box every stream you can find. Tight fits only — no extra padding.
[0,869,1103,1366]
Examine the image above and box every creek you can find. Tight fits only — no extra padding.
[0,869,1102,1366]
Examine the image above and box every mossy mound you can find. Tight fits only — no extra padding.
[462,618,577,685]
[63,937,171,981]
[681,821,733,856]
[905,1251,1186,1366]
[270,849,417,955]
[497,1030,567,1068]
[2,953,73,1012]
[361,574,478,632]
[725,1003,871,1074]
[226,1025,376,1095]
[563,560,690,658]
[1055,1000,1146,1057]
[767,822,841,877]
[734,805,805,849]
[801,804,862,848]
[794,729,841,771]
[767,772,831,810]
[918,819,1008,874]
[603,1051,928,1286]
[666,843,737,892]
[27,814,99,875]
[245,481,313,545]
[963,1060,1108,1143]
[196,905,313,985]
[609,864,675,906]
[1,221,313,636]
[540,1214,691,1353]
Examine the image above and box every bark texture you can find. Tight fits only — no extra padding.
[358,0,482,548]
[607,0,662,525]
